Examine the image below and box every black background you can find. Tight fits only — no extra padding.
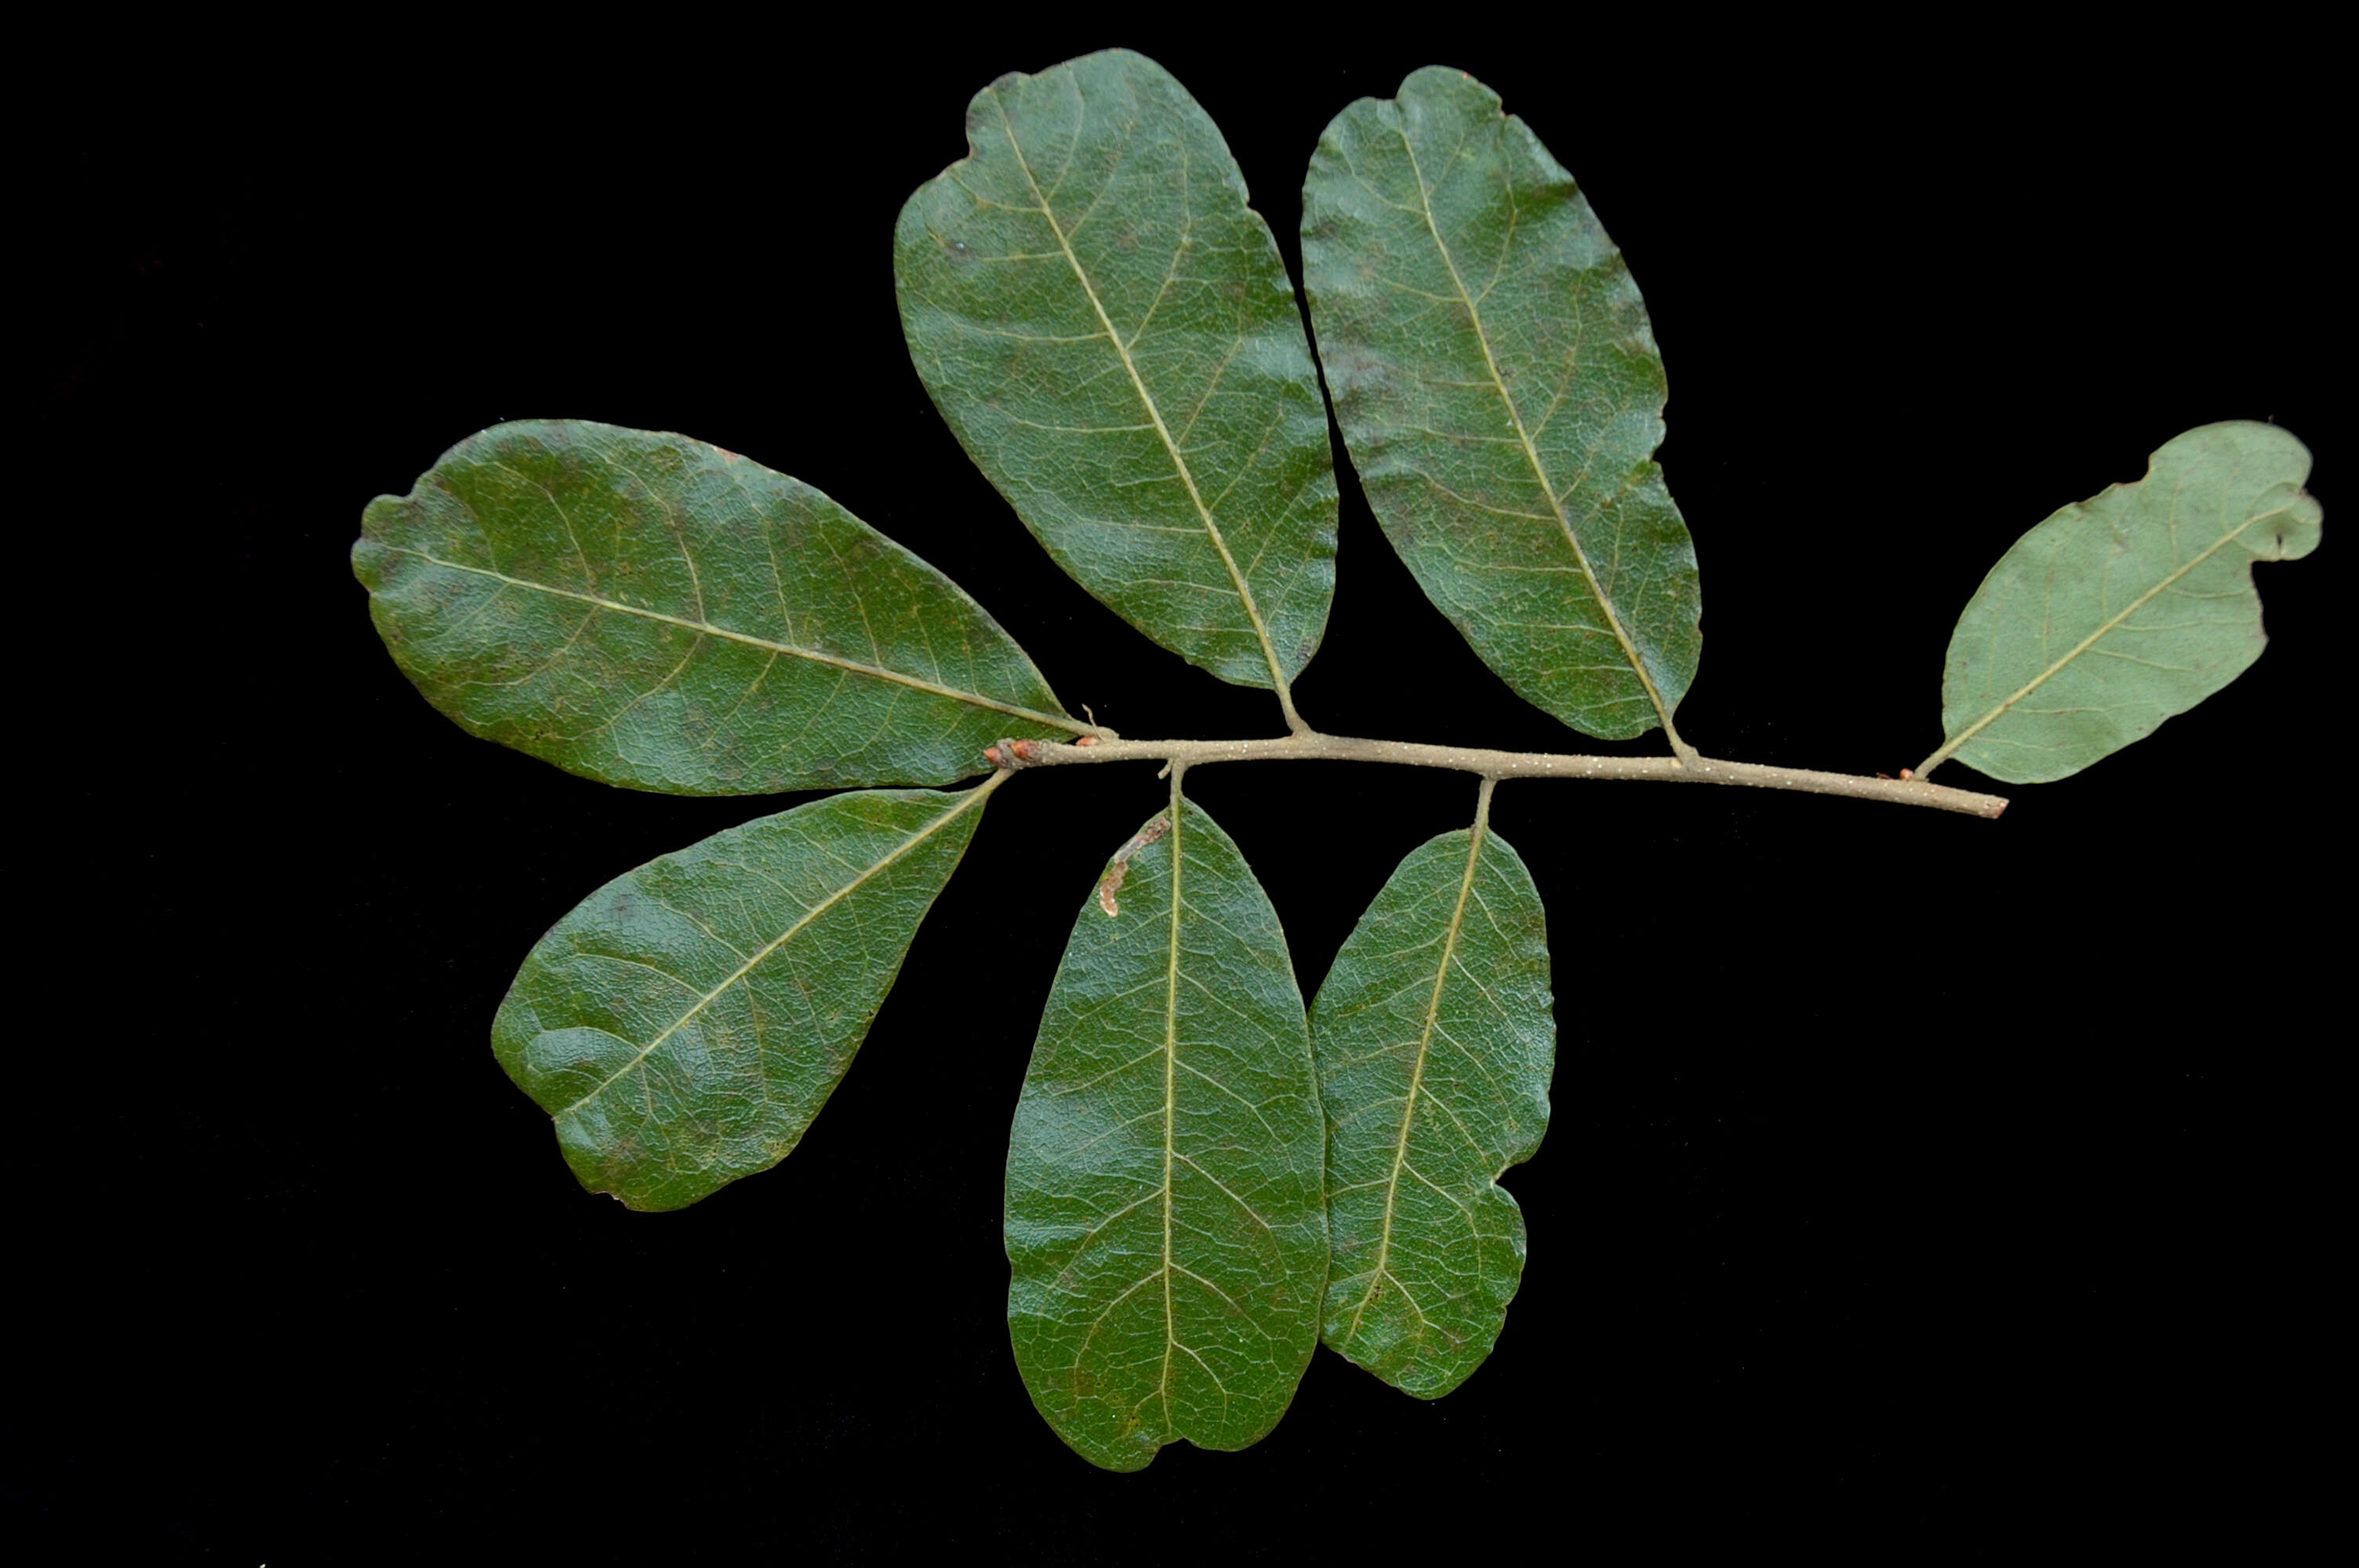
[32,20,2336,1559]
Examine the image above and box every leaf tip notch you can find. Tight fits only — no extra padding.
[1924,420,2322,786]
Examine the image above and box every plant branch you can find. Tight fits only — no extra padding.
[988,732,2008,818]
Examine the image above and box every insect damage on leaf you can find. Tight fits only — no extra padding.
[1098,814,1172,916]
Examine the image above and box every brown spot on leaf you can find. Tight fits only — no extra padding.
[1098,815,1172,917]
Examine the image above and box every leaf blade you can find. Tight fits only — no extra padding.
[354,419,1081,794]
[1312,805,1554,1397]
[493,782,998,1210]
[1300,67,1700,742]
[896,49,1339,693]
[1928,422,2323,784]
[1006,791,1326,1470]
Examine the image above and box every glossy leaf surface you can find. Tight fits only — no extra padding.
[1006,793,1325,1470]
[493,783,998,1210]
[355,420,1080,794]
[1301,67,1699,741]
[896,49,1339,691]
[1313,812,1554,1397]
[1932,422,2322,784]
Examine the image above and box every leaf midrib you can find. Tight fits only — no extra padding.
[551,775,1004,1119]
[1157,788,1184,1426]
[1394,121,1677,739]
[1928,495,2300,770]
[988,85,1296,700]
[1343,805,1489,1349]
[384,545,1087,735]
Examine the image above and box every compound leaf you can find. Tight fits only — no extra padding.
[1928,422,2323,784]
[355,419,1082,794]
[1301,67,1699,742]
[1006,789,1325,1470]
[1312,798,1554,1397]
[493,782,1000,1210]
[896,49,1339,693]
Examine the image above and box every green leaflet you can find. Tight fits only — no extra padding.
[1926,423,2323,785]
[354,420,1082,795]
[1300,67,1701,743]
[896,49,1339,695]
[1313,793,1554,1397]
[1006,788,1326,1470]
[493,782,998,1210]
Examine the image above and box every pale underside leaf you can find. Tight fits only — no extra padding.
[1300,66,1700,742]
[1312,818,1554,1398]
[354,419,1081,795]
[1932,421,2323,785]
[896,48,1339,691]
[493,782,996,1210]
[1005,793,1325,1471]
